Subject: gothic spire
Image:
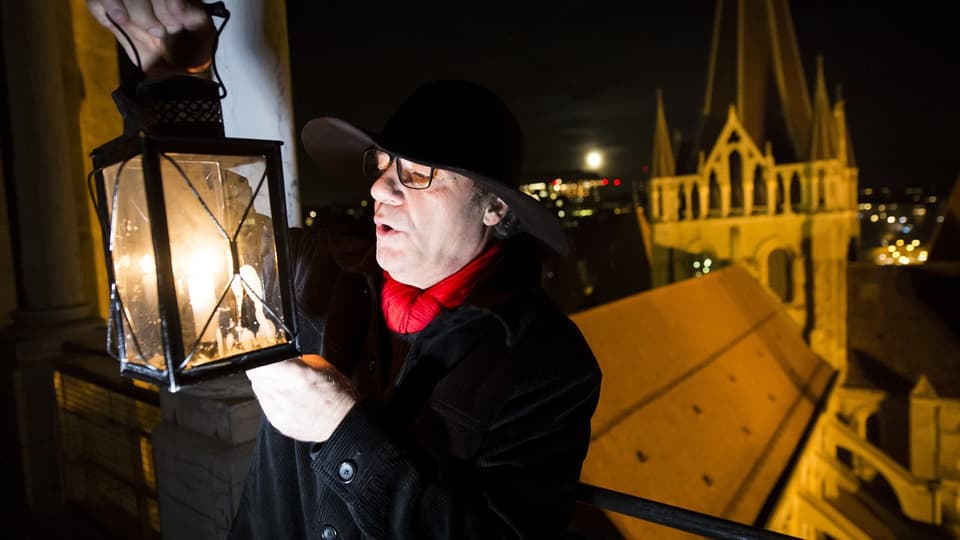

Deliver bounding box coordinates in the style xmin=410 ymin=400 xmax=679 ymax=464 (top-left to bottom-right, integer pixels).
xmin=651 ymin=88 xmax=676 ymax=178
xmin=696 ymin=0 xmax=813 ymax=165
xmin=810 ymin=56 xmax=838 ymax=161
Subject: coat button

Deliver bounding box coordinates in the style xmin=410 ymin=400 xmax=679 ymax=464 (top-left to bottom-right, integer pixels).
xmin=321 ymin=525 xmax=338 ymax=539
xmin=338 ymin=460 xmax=356 ymax=483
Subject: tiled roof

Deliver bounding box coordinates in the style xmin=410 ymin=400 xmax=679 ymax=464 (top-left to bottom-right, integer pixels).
xmin=573 ymin=266 xmax=834 ymax=538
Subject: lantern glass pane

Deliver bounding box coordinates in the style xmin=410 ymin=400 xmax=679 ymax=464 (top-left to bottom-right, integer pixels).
xmin=160 ymin=153 xmax=288 ymax=371
xmin=103 ymin=157 xmax=167 ymax=371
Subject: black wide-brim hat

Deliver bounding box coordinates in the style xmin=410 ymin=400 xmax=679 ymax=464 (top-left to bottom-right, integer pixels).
xmin=301 ymin=79 xmax=568 ymax=255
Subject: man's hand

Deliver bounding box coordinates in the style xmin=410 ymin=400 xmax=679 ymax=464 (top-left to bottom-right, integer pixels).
xmin=86 ymin=0 xmax=215 ymax=78
xmin=247 ymin=355 xmax=358 ymax=443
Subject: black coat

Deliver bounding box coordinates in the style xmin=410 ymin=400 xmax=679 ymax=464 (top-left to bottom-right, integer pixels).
xmin=229 ymin=229 xmax=601 ymax=539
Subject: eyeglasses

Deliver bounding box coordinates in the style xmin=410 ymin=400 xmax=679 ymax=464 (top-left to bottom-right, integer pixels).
xmin=362 ymin=147 xmax=438 ymax=190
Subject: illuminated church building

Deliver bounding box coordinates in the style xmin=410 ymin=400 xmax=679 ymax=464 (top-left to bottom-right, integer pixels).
xmin=631 ymin=1 xmax=960 ymax=538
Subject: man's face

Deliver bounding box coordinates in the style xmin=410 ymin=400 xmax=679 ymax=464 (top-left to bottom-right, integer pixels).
xmin=370 ymin=157 xmax=498 ymax=289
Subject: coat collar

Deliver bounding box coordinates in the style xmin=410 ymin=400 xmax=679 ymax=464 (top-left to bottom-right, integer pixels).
xmin=328 ymin=232 xmax=544 ymax=349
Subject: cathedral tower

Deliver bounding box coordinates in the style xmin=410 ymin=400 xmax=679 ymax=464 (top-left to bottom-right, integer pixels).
xmin=646 ymin=0 xmax=859 ymax=371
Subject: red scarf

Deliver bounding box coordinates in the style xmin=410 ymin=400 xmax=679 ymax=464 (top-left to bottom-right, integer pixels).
xmin=381 ymin=244 xmax=502 ymax=334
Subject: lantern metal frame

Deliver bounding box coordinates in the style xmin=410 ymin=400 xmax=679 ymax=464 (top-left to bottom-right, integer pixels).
xmin=90 ymin=133 xmax=300 ymax=391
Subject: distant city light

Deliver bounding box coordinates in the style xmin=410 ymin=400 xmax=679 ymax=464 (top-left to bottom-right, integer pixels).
xmin=896 ymin=239 xmax=904 ymax=246
xmin=929 ymin=196 xmax=937 ymax=203
xmin=613 ymin=178 xmax=622 ymax=186
xmin=693 ymin=261 xmax=701 ymax=269
xmin=911 ymin=239 xmax=920 ymax=246
xmin=601 ymin=178 xmax=609 ymax=186
xmin=309 ymin=210 xmax=317 ymax=218
xmin=892 ymin=251 xmax=900 ymax=258
xmin=879 ymin=253 xmax=887 ymax=261
xmin=360 ymin=200 xmax=368 ymax=207
xmin=870 ymin=215 xmax=879 ymax=223
xmin=898 ymin=216 xmax=907 ymax=224
xmin=887 ymin=216 xmax=896 ymax=224
xmin=556 ymin=199 xmax=564 ymax=208
xmin=558 ymin=210 xmax=566 ymax=218
xmin=585 ymin=150 xmax=603 ymax=170
xmin=937 ymin=216 xmax=945 ymax=223
xmin=919 ymin=251 xmax=928 ymax=262
xmin=878 ymin=204 xmax=886 ymax=211
xmin=703 ymin=267 xmax=711 ymax=274
xmin=906 ymin=245 xmax=915 ymax=252
xmin=704 ymin=258 xmax=713 ymax=267
xmin=898 ymin=256 xmax=910 ymax=265
xmin=888 ymin=246 xmax=896 ymax=252
xmin=864 ymin=188 xmax=874 ymax=195
xmin=863 ymin=203 xmax=872 ymax=210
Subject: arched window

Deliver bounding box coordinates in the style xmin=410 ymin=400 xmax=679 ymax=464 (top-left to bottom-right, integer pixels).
xmin=690 ymin=183 xmax=701 ymax=219
xmin=709 ymin=171 xmax=721 ymax=216
xmin=776 ymin=174 xmax=785 ymax=213
xmin=866 ymin=413 xmax=882 ymax=447
xmin=790 ymin=172 xmax=802 ymax=212
xmin=767 ymin=248 xmax=794 ymax=303
xmin=677 ymin=184 xmax=687 ymax=221
xmin=753 ymin=165 xmax=766 ymax=213
xmin=817 ymin=169 xmax=827 ymax=209
xmin=729 ymin=151 xmax=743 ymax=214
xmin=656 ymin=186 xmax=664 ymax=220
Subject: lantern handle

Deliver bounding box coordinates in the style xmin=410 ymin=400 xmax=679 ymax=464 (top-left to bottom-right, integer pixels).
xmin=205 ymin=2 xmax=231 ymax=99
xmin=104 ymin=12 xmax=143 ymax=73
xmin=104 ymin=3 xmax=231 ymax=99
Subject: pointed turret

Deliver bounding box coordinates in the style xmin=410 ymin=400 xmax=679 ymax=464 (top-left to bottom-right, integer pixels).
xmin=832 ymin=85 xmax=856 ymax=167
xmin=651 ymin=89 xmax=676 ymax=178
xmin=810 ymin=56 xmax=838 ymax=161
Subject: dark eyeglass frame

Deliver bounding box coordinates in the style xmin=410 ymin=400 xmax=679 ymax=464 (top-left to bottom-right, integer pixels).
xmin=362 ymin=146 xmax=438 ymax=190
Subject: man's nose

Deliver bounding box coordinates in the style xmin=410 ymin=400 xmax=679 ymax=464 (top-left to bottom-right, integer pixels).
xmin=370 ymin=169 xmax=403 ymax=205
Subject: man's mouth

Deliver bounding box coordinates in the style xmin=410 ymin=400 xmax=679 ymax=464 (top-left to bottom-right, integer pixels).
xmin=376 ymin=223 xmax=399 ymax=237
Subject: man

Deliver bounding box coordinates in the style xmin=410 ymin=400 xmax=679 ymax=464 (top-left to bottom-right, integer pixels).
xmin=88 ymin=2 xmax=601 ymax=538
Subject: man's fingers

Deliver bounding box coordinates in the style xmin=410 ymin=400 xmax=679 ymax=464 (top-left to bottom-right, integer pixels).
xmin=94 ymin=0 xmax=130 ymax=25
xmin=123 ymin=0 xmax=166 ymax=37
xmin=151 ymin=0 xmax=181 ymax=32
xmin=247 ymin=358 xmax=304 ymax=382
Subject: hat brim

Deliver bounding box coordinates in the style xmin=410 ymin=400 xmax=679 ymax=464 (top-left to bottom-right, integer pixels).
xmin=301 ymin=117 xmax=569 ymax=256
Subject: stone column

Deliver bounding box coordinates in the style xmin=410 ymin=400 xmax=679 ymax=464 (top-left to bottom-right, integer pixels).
xmin=783 ymin=174 xmax=793 ymax=214
xmin=766 ymin=180 xmax=777 ymax=215
xmin=721 ymin=184 xmax=731 ymax=218
xmin=683 ymin=182 xmax=693 ymax=221
xmin=153 ymin=375 xmax=262 ymax=539
xmin=809 ymin=171 xmax=819 ymax=213
xmin=650 ymin=181 xmax=661 ymax=222
xmin=699 ymin=187 xmax=709 ymax=220
xmin=1 ymin=0 xmax=100 ymax=516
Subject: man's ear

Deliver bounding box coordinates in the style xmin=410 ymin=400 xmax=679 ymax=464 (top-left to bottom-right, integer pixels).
xmin=482 ymin=197 xmax=509 ymax=226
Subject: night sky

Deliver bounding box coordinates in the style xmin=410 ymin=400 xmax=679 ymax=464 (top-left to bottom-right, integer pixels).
xmin=285 ymin=1 xmax=959 ymax=206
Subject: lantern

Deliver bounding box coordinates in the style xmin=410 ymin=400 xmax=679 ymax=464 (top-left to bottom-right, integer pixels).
xmin=89 ymin=68 xmax=299 ymax=392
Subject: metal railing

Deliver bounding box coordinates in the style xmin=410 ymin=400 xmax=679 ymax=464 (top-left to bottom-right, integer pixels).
xmin=576 ymin=483 xmax=799 ymax=539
